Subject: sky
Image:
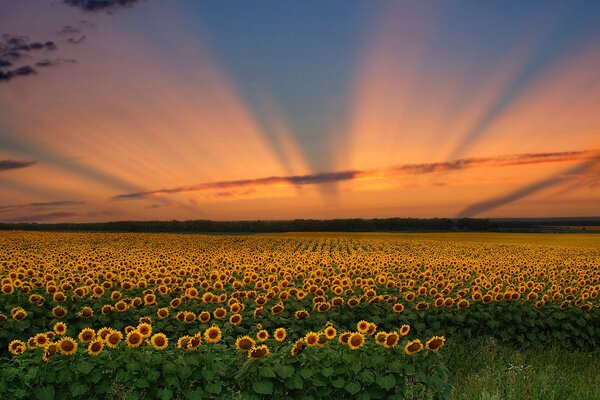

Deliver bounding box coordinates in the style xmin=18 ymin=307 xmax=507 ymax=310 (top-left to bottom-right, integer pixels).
xmin=1 ymin=0 xmax=599 ymax=222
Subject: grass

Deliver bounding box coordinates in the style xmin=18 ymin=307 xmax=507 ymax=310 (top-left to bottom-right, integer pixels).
xmin=444 ymin=337 xmax=600 ymax=400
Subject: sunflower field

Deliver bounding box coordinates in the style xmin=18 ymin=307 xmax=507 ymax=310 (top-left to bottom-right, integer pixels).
xmin=0 ymin=231 xmax=598 ymax=400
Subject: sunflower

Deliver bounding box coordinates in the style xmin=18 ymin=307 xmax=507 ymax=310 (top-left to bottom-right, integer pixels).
xmin=79 ymin=306 xmax=94 ymax=318
xmin=78 ymin=328 xmax=95 ymax=343
xmin=400 ymin=324 xmax=410 ymax=337
xmin=356 ymin=320 xmax=369 ymax=333
xmin=291 ymin=339 xmax=304 ymax=356
xmin=2 ymin=283 xmax=14 ymax=295
xmin=235 ymin=336 xmax=255 ymax=351
xmin=229 ymin=313 xmax=242 ymax=326
xmin=150 ymin=333 xmax=168 ymax=350
xmin=34 ymin=333 xmax=49 ymax=347
xmin=366 ymin=323 xmax=377 ymax=336
xmin=404 ymin=339 xmax=423 ymax=355
xmin=137 ymin=323 xmax=152 ymax=338
xmin=256 ymin=329 xmax=269 ymax=342
xmin=106 ymin=331 xmax=123 ymax=348
xmin=384 ymin=332 xmax=400 ymax=349
xmin=338 ymin=332 xmax=351 ymax=345
xmin=8 ymin=340 xmax=25 ymax=355
xmin=199 ymin=311 xmax=211 ymax=323
xmin=114 ymin=300 xmax=128 ymax=312
xmin=12 ymin=308 xmax=27 ymax=321
xmin=375 ymin=332 xmax=388 ymax=346
xmin=248 ymin=345 xmax=270 ymax=360
xmin=348 ymin=332 xmax=365 ymax=350
xmin=425 ymin=336 xmax=445 ymax=352
xmin=87 ymin=339 xmax=103 ymax=356
xmin=274 ymin=328 xmax=286 ymax=342
xmin=177 ymin=336 xmax=192 ymax=349
xmin=183 ymin=312 xmax=196 ymax=324
xmin=324 ymin=326 xmax=337 ymax=340
xmin=457 ymin=299 xmax=469 ymax=309
xmin=204 ymin=325 xmax=222 ymax=344
xmin=188 ymin=334 xmax=202 ymax=350
xmin=392 ymin=303 xmax=405 ymax=313
xmin=54 ymin=322 xmax=67 ymax=336
xmin=294 ymin=310 xmax=309 ymax=319
xmin=156 ymin=307 xmax=169 ymax=319
xmin=42 ymin=343 xmax=58 ymax=361
xmin=97 ymin=327 xmax=113 ymax=342
xmin=126 ymin=330 xmax=143 ymax=348
xmin=416 ymin=302 xmax=429 ymax=311
xmin=58 ymin=337 xmax=78 ymax=355
xmin=213 ymin=308 xmax=227 ymax=319
xmin=304 ymin=332 xmax=319 ymax=347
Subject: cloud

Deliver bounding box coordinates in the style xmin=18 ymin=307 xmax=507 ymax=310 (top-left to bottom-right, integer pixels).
xmin=0 ymin=200 xmax=86 ymax=213
xmin=0 ymin=34 xmax=60 ymax=82
xmin=114 ymin=149 xmax=598 ymax=200
xmin=2 ymin=211 xmax=80 ymax=223
xmin=0 ymin=159 xmax=37 ymax=171
xmin=63 ymin=0 xmax=145 ymax=12
xmin=458 ymin=154 xmax=600 ymax=217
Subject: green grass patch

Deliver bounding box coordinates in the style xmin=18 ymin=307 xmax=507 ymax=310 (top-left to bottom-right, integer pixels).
xmin=445 ymin=337 xmax=600 ymax=400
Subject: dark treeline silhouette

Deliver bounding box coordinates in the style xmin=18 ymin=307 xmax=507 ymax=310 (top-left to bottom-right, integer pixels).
xmin=0 ymin=217 xmax=598 ymax=233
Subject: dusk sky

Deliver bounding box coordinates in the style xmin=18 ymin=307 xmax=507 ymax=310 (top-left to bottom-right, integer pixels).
xmin=1 ymin=0 xmax=599 ymax=222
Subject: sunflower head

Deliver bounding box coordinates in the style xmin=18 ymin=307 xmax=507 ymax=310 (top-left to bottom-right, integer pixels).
xmin=324 ymin=326 xmax=337 ymax=340
xmin=88 ymin=339 xmax=103 ymax=356
xmin=290 ymin=339 xmax=304 ymax=357
xmin=425 ymin=336 xmax=445 ymax=352
xmin=137 ymin=323 xmax=152 ymax=338
xmin=274 ymin=328 xmax=286 ymax=342
xmin=204 ymin=325 xmax=222 ymax=344
xmin=304 ymin=332 xmax=319 ymax=347
xmin=78 ymin=328 xmax=95 ymax=343
xmin=384 ymin=332 xmax=400 ymax=349
xmin=59 ymin=337 xmax=78 ymax=355
xmin=256 ymin=329 xmax=269 ymax=342
xmin=348 ymin=332 xmax=365 ymax=350
xmin=235 ymin=336 xmax=255 ymax=351
xmin=248 ymin=344 xmax=270 ymax=360
xmin=150 ymin=333 xmax=168 ymax=350
xmin=53 ymin=322 xmax=67 ymax=336
xmin=8 ymin=340 xmax=25 ymax=355
xmin=404 ymin=339 xmax=423 ymax=355
xmin=400 ymin=324 xmax=410 ymax=337
xmin=126 ymin=330 xmax=143 ymax=348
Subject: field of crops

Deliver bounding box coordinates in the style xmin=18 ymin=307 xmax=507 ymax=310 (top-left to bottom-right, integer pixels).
xmin=1 ymin=231 xmax=599 ymax=400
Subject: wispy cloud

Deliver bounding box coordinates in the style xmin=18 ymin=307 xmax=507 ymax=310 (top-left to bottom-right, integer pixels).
xmin=458 ymin=153 xmax=600 ymax=217
xmin=0 ymin=200 xmax=85 ymax=213
xmin=63 ymin=0 xmax=145 ymax=12
xmin=114 ymin=149 xmax=598 ymax=200
xmin=0 ymin=159 xmax=37 ymax=171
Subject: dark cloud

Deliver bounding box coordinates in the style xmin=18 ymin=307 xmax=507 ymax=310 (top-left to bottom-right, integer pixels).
xmin=0 ymin=34 xmax=60 ymax=83
xmin=0 ymin=200 xmax=86 ymax=213
xmin=0 ymin=159 xmax=37 ymax=171
xmin=63 ymin=0 xmax=145 ymax=12
xmin=458 ymin=155 xmax=600 ymax=217
xmin=2 ymin=211 xmax=80 ymax=223
xmin=114 ymin=149 xmax=598 ymax=201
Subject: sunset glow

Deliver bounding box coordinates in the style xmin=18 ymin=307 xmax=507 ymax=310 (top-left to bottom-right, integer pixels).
xmin=1 ymin=1 xmax=599 ymax=222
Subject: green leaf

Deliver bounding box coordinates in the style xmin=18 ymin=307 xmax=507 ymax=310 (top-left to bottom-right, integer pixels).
xmin=299 ymin=368 xmax=313 ymax=379
xmin=201 ymin=369 xmax=215 ymax=381
xmin=259 ymin=366 xmax=277 ymax=378
xmin=359 ymin=370 xmax=375 ymax=384
xmin=345 ymin=382 xmax=361 ymax=395
xmin=276 ymin=365 xmax=295 ymax=379
xmin=70 ymin=383 xmax=88 ymax=397
xmin=206 ymin=381 xmax=222 ymax=395
xmin=184 ymin=389 xmax=204 ymax=400
xmin=76 ymin=362 xmax=95 ymax=375
xmin=253 ymin=380 xmax=273 ymax=395
xmin=135 ymin=379 xmax=150 ymax=388
xmin=321 ymin=367 xmax=334 ymax=377
xmin=332 ymin=377 xmax=345 ymax=388
xmin=33 ymin=386 xmax=55 ymax=400
xmin=376 ymin=374 xmax=396 ymax=390
xmin=157 ymin=388 xmax=173 ymax=400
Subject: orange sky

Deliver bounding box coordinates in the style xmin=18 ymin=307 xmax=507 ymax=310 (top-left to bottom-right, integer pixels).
xmin=0 ymin=1 xmax=599 ymax=222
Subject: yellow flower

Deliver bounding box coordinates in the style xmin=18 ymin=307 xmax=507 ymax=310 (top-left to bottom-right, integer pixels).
xmin=58 ymin=337 xmax=78 ymax=355
xmin=274 ymin=328 xmax=286 ymax=342
xmin=425 ymin=336 xmax=445 ymax=352
xmin=88 ymin=339 xmax=103 ymax=356
xmin=78 ymin=328 xmax=95 ymax=343
xmin=204 ymin=325 xmax=222 ymax=344
xmin=126 ymin=330 xmax=143 ymax=348
xmin=348 ymin=332 xmax=365 ymax=350
xmin=404 ymin=339 xmax=423 ymax=355
xmin=235 ymin=336 xmax=255 ymax=351
xmin=8 ymin=340 xmax=25 ymax=355
xmin=248 ymin=345 xmax=270 ymax=360
xmin=150 ymin=333 xmax=168 ymax=350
